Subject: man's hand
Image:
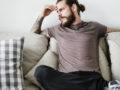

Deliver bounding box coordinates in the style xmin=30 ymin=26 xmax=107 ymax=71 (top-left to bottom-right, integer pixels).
xmin=41 ymin=5 xmax=56 ymax=18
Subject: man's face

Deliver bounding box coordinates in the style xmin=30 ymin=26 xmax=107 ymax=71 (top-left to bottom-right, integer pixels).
xmin=56 ymin=1 xmax=75 ymax=27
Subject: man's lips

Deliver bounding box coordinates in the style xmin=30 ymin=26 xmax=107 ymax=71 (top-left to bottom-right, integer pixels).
xmin=59 ymin=17 xmax=66 ymax=21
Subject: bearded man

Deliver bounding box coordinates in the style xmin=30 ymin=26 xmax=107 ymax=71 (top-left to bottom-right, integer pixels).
xmin=32 ymin=0 xmax=120 ymax=90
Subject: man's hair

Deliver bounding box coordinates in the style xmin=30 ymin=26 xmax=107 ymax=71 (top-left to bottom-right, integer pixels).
xmin=56 ymin=0 xmax=85 ymax=15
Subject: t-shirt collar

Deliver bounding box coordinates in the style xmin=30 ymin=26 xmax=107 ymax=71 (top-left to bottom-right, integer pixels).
xmin=68 ymin=21 xmax=86 ymax=30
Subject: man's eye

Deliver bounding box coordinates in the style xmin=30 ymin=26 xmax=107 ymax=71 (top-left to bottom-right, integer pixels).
xmin=60 ymin=9 xmax=62 ymax=11
xmin=60 ymin=8 xmax=63 ymax=11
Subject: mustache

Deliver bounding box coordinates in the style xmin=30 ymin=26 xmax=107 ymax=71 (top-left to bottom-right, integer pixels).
xmin=59 ymin=16 xmax=68 ymax=18
xmin=61 ymin=16 xmax=67 ymax=18
xmin=59 ymin=16 xmax=68 ymax=20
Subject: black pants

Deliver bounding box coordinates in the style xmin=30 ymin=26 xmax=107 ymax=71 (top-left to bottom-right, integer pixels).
xmin=34 ymin=65 xmax=108 ymax=90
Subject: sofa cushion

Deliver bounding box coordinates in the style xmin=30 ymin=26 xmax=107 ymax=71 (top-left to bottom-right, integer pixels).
xmin=107 ymin=32 xmax=120 ymax=80
xmin=99 ymin=37 xmax=111 ymax=81
xmin=0 ymin=37 xmax=24 ymax=90
xmin=22 ymin=33 xmax=48 ymax=76
xmin=24 ymin=79 xmax=40 ymax=90
xmin=25 ymin=50 xmax=58 ymax=87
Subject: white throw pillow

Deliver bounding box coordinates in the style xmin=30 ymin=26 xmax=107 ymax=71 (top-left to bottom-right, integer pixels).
xmin=0 ymin=37 xmax=24 ymax=90
xmin=107 ymin=32 xmax=120 ymax=80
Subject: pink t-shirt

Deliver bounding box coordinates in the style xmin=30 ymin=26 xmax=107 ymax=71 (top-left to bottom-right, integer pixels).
xmin=47 ymin=21 xmax=107 ymax=73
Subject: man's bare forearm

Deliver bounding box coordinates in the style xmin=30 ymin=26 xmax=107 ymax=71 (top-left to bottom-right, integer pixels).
xmin=31 ymin=16 xmax=44 ymax=34
xmin=31 ymin=5 xmax=56 ymax=35
xmin=107 ymin=28 xmax=120 ymax=33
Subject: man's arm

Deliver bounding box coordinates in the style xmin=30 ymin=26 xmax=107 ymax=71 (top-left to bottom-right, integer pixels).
xmin=31 ymin=16 xmax=44 ymax=34
xmin=31 ymin=16 xmax=50 ymax=39
xmin=31 ymin=5 xmax=56 ymax=38
xmin=107 ymin=28 xmax=120 ymax=33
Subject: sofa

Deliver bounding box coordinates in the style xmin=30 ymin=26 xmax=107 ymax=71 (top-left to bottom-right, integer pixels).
xmin=0 ymin=31 xmax=120 ymax=90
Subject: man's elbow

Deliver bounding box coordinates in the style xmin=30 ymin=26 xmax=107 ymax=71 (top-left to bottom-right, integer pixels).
xmin=45 ymin=34 xmax=51 ymax=39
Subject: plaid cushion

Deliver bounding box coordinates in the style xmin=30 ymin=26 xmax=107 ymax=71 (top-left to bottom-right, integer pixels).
xmin=0 ymin=37 xmax=24 ymax=90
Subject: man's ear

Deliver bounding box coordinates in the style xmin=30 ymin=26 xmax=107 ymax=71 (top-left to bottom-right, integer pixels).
xmin=71 ymin=4 xmax=77 ymax=12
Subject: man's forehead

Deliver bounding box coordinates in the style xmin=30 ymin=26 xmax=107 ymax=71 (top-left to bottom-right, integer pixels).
xmin=56 ymin=1 xmax=67 ymax=9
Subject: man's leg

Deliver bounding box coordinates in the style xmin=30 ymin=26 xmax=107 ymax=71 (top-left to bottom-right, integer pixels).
xmin=35 ymin=65 xmax=81 ymax=90
xmin=34 ymin=65 xmax=108 ymax=90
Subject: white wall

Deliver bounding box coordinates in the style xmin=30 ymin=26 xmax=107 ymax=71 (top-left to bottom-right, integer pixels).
xmin=0 ymin=0 xmax=120 ymax=33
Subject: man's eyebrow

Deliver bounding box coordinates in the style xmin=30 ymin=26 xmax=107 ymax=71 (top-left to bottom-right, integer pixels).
xmin=58 ymin=7 xmax=64 ymax=11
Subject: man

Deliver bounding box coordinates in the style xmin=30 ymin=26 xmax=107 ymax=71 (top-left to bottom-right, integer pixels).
xmin=32 ymin=0 xmax=120 ymax=90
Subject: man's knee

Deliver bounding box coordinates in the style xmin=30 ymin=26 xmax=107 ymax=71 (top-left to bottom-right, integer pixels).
xmin=34 ymin=65 xmax=53 ymax=82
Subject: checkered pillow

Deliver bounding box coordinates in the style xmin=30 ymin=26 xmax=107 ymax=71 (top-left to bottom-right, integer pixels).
xmin=0 ymin=37 xmax=24 ymax=90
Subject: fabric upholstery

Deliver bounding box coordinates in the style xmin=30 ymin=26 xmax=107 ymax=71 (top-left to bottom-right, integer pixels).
xmin=98 ymin=37 xmax=111 ymax=81
xmin=107 ymin=32 xmax=120 ymax=81
xmin=24 ymin=79 xmax=40 ymax=90
xmin=25 ymin=50 xmax=58 ymax=87
xmin=22 ymin=33 xmax=48 ymax=76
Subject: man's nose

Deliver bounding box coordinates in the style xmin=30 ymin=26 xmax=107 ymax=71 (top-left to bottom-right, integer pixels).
xmin=57 ymin=11 xmax=62 ymax=16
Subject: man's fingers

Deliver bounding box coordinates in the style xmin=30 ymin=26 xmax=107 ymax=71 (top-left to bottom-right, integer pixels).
xmin=45 ymin=5 xmax=56 ymax=11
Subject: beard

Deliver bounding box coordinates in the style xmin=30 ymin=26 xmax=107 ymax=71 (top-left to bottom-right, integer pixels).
xmin=61 ymin=10 xmax=75 ymax=27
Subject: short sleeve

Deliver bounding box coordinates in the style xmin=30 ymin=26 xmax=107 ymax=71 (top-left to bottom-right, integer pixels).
xmin=46 ymin=26 xmax=57 ymax=39
xmin=95 ymin=22 xmax=107 ymax=37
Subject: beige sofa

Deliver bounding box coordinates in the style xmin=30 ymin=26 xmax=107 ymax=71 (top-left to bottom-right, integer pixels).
xmin=0 ymin=31 xmax=120 ymax=90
